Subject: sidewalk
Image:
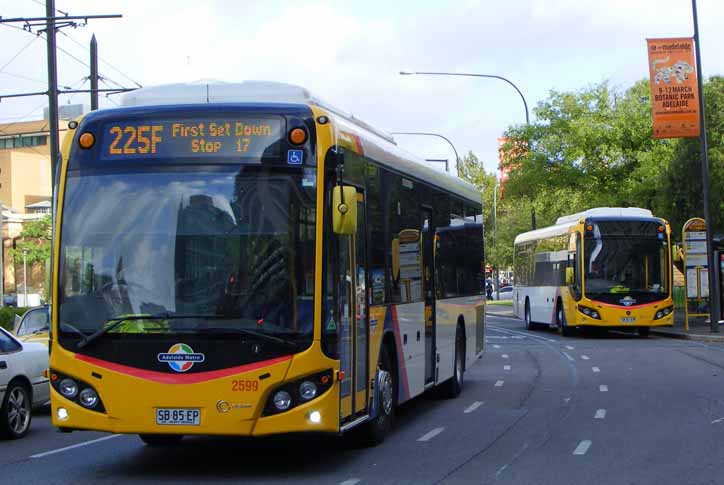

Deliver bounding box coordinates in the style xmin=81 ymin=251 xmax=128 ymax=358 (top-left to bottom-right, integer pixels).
xmin=485 ymin=303 xmax=724 ymax=343
xmin=649 ymin=312 xmax=724 ymax=343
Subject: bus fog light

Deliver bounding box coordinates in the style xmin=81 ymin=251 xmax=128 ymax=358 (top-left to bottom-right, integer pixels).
xmin=299 ymin=381 xmax=317 ymax=401
xmin=79 ymin=388 xmax=99 ymax=408
xmin=273 ymin=390 xmax=292 ymax=411
xmin=59 ymin=378 xmax=78 ymax=399
xmin=57 ymin=407 xmax=69 ymax=421
xmin=309 ymin=410 xmax=321 ymax=424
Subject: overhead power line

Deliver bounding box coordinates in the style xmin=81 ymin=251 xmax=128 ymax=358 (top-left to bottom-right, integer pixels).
xmin=0 ymin=34 xmax=39 ymax=73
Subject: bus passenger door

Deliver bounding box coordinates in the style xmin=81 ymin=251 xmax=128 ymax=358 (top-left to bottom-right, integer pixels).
xmin=421 ymin=208 xmax=435 ymax=384
xmin=338 ymin=190 xmax=369 ymax=421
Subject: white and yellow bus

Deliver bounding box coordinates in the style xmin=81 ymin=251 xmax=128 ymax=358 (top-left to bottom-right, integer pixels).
xmin=49 ymin=81 xmax=486 ymax=445
xmin=513 ymin=208 xmax=673 ymax=336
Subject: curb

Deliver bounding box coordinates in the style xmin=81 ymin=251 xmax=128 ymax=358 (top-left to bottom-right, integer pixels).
xmin=650 ymin=329 xmax=724 ymax=343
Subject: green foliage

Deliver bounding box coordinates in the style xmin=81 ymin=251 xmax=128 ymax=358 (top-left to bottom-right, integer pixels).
xmin=0 ymin=307 xmax=28 ymax=331
xmin=495 ymin=76 xmax=724 ymax=258
xmin=9 ymin=215 xmax=52 ymax=265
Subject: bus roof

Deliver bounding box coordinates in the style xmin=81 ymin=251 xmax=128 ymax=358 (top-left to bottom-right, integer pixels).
xmin=514 ymin=207 xmax=658 ymax=246
xmin=121 ymin=80 xmax=481 ymax=203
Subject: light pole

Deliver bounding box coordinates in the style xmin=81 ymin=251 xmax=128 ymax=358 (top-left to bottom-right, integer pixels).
xmin=390 ymin=132 xmax=461 ymax=176
xmin=22 ymin=250 xmax=27 ymax=308
xmin=399 ymin=70 xmax=530 ymax=125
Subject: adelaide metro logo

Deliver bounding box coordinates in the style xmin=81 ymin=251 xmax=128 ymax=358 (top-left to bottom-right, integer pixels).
xmin=157 ymin=343 xmax=205 ymax=372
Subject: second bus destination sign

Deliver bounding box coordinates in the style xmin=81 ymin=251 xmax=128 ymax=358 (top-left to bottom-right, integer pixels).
xmin=100 ymin=116 xmax=283 ymax=160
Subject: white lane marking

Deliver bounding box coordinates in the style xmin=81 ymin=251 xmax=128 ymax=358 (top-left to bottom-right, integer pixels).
xmin=565 ymin=345 xmax=575 ymax=350
xmin=504 ymin=365 xmax=511 ymax=371
xmin=502 ymin=354 xmax=509 ymax=359
xmin=573 ymin=440 xmax=592 ymax=455
xmin=564 ymin=397 xmax=571 ymax=403
xmin=464 ymin=401 xmax=484 ymax=413
xmin=31 ymin=434 xmax=122 ymax=459
xmin=595 ymin=409 xmax=607 ymax=419
xmin=581 ymin=355 xmax=590 ymax=360
xmin=711 ymin=417 xmax=724 ymax=424
xmin=488 ymin=324 xmax=557 ymax=343
xmin=417 ymin=427 xmax=445 ymax=442
xmin=599 ymin=385 xmax=608 ymax=392
xmin=495 ymin=380 xmax=504 ymax=387
xmin=562 ymin=351 xmax=575 ymax=362
xmin=493 ymin=344 xmax=501 ymax=349
xmin=592 ymin=366 xmax=601 ymax=373
xmin=340 ymin=479 xmax=361 ymax=485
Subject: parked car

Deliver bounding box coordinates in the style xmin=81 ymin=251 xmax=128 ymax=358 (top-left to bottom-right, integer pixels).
xmin=3 ymin=294 xmax=17 ymax=307
xmin=0 ymin=327 xmax=49 ymax=439
xmin=493 ymin=286 xmax=514 ymax=300
xmin=13 ymin=306 xmax=50 ymax=346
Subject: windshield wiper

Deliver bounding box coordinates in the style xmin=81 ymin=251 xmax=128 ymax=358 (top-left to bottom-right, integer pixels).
xmin=195 ymin=326 xmax=299 ymax=350
xmin=76 ymin=312 xmax=222 ymax=349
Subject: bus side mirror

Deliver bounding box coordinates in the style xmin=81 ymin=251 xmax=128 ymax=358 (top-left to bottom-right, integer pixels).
xmin=565 ymin=267 xmax=575 ymax=285
xmin=332 ymin=186 xmax=357 ymax=234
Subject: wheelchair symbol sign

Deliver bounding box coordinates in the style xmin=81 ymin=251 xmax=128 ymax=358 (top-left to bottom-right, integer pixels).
xmin=287 ymin=150 xmax=303 ymax=165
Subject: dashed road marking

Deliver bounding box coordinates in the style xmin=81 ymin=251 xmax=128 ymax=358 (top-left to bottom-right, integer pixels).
xmin=599 ymin=385 xmax=608 ymax=392
xmin=502 ymin=354 xmax=509 ymax=359
xmin=595 ymin=409 xmax=606 ymax=419
xmin=581 ymin=355 xmax=590 ymax=360
xmin=464 ymin=401 xmax=484 ymax=413
xmin=417 ymin=427 xmax=445 ymax=442
xmin=493 ymin=344 xmax=501 ymax=349
xmin=495 ymin=380 xmax=504 ymax=387
xmin=565 ymin=345 xmax=575 ymax=350
xmin=504 ymin=365 xmax=511 ymax=371
xmin=340 ymin=479 xmax=361 ymax=485
xmin=573 ymin=440 xmax=592 ymax=455
xmin=562 ymin=351 xmax=575 ymax=362
xmin=592 ymin=366 xmax=600 ymax=373
xmin=712 ymin=417 xmax=724 ymax=425
xmin=31 ymin=434 xmax=122 ymax=459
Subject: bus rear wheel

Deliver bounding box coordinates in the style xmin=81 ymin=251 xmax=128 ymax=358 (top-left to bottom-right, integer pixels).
xmin=139 ymin=434 xmax=184 ymax=446
xmin=440 ymin=325 xmax=465 ymax=399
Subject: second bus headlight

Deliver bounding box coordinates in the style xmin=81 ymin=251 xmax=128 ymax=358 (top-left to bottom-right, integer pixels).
xmin=299 ymin=381 xmax=317 ymax=401
xmin=79 ymin=388 xmax=99 ymax=408
xmin=273 ymin=390 xmax=292 ymax=411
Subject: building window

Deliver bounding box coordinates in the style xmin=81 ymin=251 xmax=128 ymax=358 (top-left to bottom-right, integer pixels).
xmin=0 ymin=135 xmax=48 ymax=149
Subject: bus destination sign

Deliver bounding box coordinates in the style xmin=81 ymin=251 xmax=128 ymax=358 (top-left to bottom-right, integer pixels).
xmin=100 ymin=116 xmax=283 ymax=160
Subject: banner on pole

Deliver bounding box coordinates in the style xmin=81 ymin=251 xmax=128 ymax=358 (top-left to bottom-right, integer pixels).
xmin=646 ymin=37 xmax=700 ymax=139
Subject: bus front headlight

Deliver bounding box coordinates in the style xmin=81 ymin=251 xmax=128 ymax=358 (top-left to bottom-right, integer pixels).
xmin=273 ymin=390 xmax=292 ymax=411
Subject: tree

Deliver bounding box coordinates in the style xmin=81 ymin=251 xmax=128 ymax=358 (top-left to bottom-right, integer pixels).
xmin=9 ymin=215 xmax=52 ymax=265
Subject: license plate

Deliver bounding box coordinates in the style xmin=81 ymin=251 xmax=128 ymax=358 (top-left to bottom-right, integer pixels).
xmin=156 ymin=408 xmax=200 ymax=426
xmin=620 ymin=317 xmax=636 ymax=324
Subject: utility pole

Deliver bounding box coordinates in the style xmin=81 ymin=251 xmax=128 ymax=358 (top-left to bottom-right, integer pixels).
xmin=45 ymin=0 xmax=60 ymax=185
xmin=90 ymin=34 xmax=99 ymax=110
xmin=692 ymin=0 xmax=721 ymax=330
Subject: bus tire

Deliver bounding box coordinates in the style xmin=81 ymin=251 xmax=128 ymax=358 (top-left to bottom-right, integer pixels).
xmin=557 ymin=300 xmax=574 ymax=336
xmin=524 ymin=299 xmax=536 ymax=331
xmin=361 ymin=344 xmax=396 ymax=446
xmin=138 ymin=434 xmax=184 ymax=446
xmin=638 ymin=327 xmax=650 ymax=337
xmin=440 ymin=324 xmax=465 ymax=399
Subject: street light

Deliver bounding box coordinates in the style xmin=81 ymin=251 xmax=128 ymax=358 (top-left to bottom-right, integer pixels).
xmin=389 ymin=131 xmax=460 ymax=176
xmin=401 ymin=69 xmax=532 ymax=296
xmin=399 ymin=70 xmax=530 ymax=125
xmin=22 ymin=250 xmax=27 ymax=308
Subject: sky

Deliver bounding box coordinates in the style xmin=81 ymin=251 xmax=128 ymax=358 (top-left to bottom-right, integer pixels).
xmin=1 ymin=0 xmax=723 ymax=174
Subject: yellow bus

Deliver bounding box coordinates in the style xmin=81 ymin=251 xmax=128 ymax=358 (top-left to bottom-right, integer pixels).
xmin=49 ymin=81 xmax=486 ymax=445
xmin=513 ymin=208 xmax=674 ymax=337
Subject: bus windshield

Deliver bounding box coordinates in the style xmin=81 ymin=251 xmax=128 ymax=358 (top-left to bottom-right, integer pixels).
xmin=58 ymin=165 xmax=316 ymax=346
xmin=583 ymin=221 xmax=669 ymax=304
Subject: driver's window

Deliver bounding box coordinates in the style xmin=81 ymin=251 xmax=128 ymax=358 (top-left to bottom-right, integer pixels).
xmin=18 ymin=309 xmax=50 ymax=336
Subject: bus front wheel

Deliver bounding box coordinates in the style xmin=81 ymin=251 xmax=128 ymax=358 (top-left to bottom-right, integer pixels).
xmin=557 ymin=301 xmax=574 ymax=337
xmin=361 ymin=345 xmax=396 ymax=446
xmin=525 ymin=300 xmax=536 ymax=331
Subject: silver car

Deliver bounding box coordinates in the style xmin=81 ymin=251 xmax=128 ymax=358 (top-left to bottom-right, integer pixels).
xmin=0 ymin=327 xmax=49 ymax=439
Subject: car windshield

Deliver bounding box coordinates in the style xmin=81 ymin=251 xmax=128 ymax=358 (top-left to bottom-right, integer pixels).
xmin=58 ymin=165 xmax=316 ymax=343
xmin=584 ymin=221 xmax=669 ymax=304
